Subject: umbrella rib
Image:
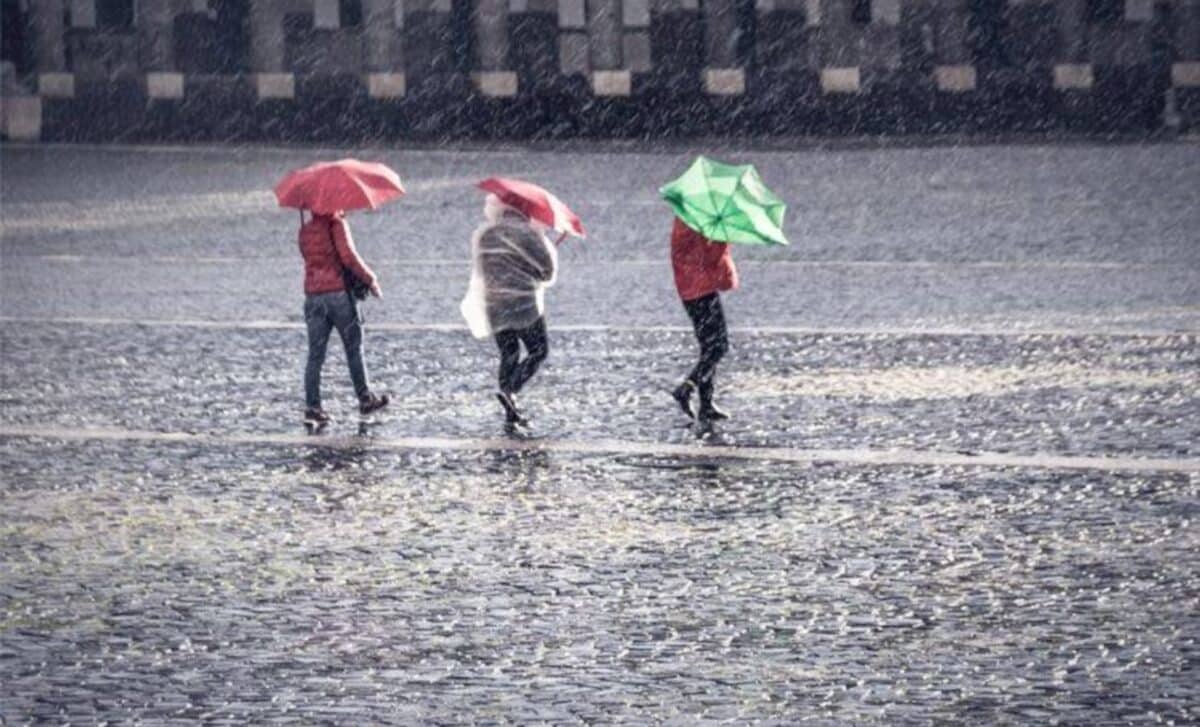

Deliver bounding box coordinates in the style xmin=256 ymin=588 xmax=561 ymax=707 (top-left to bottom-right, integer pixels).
xmin=705 ymin=184 xmax=724 ymax=226
xmin=715 ymin=169 xmax=750 ymax=221
xmin=690 ymin=161 xmax=722 ymax=224
xmin=348 ymin=171 xmax=375 ymax=209
xmin=663 ymin=160 xmax=787 ymax=245
xmin=717 ymin=219 xmax=734 ymax=243
xmin=679 ymin=196 xmax=711 ymax=216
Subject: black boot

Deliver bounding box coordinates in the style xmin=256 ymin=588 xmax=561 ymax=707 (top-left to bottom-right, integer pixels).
xmin=304 ymin=407 xmax=331 ymax=427
xmin=696 ymin=381 xmax=729 ymax=422
xmin=359 ymin=392 xmax=390 ymax=415
xmin=672 ymin=380 xmax=696 ymax=419
xmin=496 ymin=391 xmax=526 ymax=425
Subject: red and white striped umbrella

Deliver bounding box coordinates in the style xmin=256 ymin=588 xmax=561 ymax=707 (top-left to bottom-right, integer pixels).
xmin=478 ymin=177 xmax=586 ymax=239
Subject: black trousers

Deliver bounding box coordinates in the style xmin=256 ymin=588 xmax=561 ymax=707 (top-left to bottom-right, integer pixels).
xmin=682 ymin=292 xmax=729 ymax=405
xmin=495 ymin=317 xmax=549 ymax=395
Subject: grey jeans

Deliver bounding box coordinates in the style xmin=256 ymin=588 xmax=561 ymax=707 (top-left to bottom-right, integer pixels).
xmin=304 ymin=291 xmax=369 ymax=408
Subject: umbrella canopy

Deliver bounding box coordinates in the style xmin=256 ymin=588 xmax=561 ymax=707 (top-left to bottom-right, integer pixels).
xmin=659 ymin=156 xmax=788 ymax=246
xmin=275 ymin=159 xmax=405 ymax=214
xmin=478 ymin=177 xmax=586 ymax=239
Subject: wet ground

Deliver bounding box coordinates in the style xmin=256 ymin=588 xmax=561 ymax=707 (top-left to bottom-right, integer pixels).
xmin=2 ymin=141 xmax=1198 ymax=331
xmin=1 ymin=141 xmax=1199 ymax=722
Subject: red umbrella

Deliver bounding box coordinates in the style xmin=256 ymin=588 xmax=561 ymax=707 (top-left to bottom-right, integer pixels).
xmin=478 ymin=177 xmax=586 ymax=239
xmin=274 ymin=159 xmax=405 ymax=214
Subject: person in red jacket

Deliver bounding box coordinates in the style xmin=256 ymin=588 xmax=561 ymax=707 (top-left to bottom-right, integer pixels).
xmin=670 ymin=216 xmax=737 ymax=422
xmin=298 ymin=210 xmax=389 ymax=427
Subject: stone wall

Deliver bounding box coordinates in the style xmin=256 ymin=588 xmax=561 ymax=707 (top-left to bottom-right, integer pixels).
xmin=2 ymin=0 xmax=1197 ymax=141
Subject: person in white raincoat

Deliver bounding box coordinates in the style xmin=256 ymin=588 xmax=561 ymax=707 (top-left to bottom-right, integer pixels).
xmin=461 ymin=194 xmax=559 ymax=424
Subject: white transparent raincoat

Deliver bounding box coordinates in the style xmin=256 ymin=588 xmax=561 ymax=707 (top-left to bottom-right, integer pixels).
xmin=461 ymin=197 xmax=559 ymax=339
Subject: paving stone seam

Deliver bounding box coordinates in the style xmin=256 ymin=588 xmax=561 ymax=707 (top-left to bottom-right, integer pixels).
xmin=2 ymin=425 xmax=1197 ymax=474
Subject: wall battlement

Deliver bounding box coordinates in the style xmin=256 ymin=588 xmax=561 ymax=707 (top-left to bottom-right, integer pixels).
xmin=1 ymin=0 xmax=1197 ymax=141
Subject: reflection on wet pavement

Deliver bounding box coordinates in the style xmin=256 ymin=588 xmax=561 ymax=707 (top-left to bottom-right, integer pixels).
xmin=2 ymin=323 xmax=1195 ymax=457
xmin=2 ymin=143 xmax=1198 ymax=721
xmin=1 ymin=438 xmax=1196 ymax=722
xmin=2 ymin=144 xmax=1198 ymax=333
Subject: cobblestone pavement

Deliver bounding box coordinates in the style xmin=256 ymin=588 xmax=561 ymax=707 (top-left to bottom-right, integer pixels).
xmin=2 ymin=437 xmax=1197 ymax=723
xmin=1 ymin=323 xmax=1197 ymax=458
xmin=2 ymin=142 xmax=1199 ymax=722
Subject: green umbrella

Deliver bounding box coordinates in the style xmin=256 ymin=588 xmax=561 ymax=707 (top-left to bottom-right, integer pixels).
xmin=659 ymin=156 xmax=788 ymax=246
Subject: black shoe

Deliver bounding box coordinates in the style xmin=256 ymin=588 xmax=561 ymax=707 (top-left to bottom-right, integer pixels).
xmin=672 ymin=381 xmax=696 ymax=419
xmin=698 ymin=403 xmax=730 ymax=422
xmin=304 ymin=407 xmax=331 ymax=427
xmin=359 ymin=393 xmax=390 ymax=415
xmin=496 ymin=391 xmax=526 ymax=424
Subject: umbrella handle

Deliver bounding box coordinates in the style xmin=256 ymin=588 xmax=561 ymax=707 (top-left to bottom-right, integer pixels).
xmin=555 ymin=232 xmax=568 ymax=246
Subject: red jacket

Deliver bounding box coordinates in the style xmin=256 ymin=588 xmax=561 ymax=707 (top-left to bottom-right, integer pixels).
xmin=298 ymin=213 xmax=377 ymax=295
xmin=670 ymin=217 xmax=738 ymax=302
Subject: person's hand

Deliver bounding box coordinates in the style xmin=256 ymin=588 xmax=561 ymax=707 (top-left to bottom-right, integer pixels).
xmin=370 ymin=281 xmax=383 ymax=299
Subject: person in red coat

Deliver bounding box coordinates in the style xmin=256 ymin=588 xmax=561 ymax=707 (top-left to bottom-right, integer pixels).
xmin=670 ymin=216 xmax=737 ymax=421
xmin=298 ymin=210 xmax=389 ymax=427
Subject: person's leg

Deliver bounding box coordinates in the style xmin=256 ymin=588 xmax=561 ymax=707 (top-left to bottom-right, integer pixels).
xmin=682 ymin=296 xmax=706 ymax=386
xmin=684 ymin=293 xmax=728 ymax=384
xmin=493 ymin=328 xmax=525 ymax=423
xmin=697 ymin=379 xmax=719 ymax=411
xmin=330 ymin=294 xmax=370 ymax=400
xmin=495 ymin=329 xmax=521 ymax=394
xmin=685 ymin=293 xmax=729 ymax=417
xmin=304 ymin=296 xmax=334 ymax=410
xmin=674 ymin=294 xmax=711 ymax=418
xmin=510 ymin=318 xmax=549 ymax=394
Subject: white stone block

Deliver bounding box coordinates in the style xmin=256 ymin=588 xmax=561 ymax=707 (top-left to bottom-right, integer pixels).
xmin=395 ymin=0 xmax=406 ymax=25
xmin=509 ymin=0 xmax=528 ymax=11
xmin=1053 ymin=64 xmax=1093 ymax=90
xmin=623 ymin=0 xmax=650 ymax=27
xmin=873 ymin=0 xmax=900 ymax=25
xmin=934 ymin=65 xmax=976 ymax=92
xmin=473 ymin=71 xmax=518 ymax=96
xmin=755 ymin=0 xmax=774 ymax=12
xmin=315 ymin=0 xmax=341 ymax=28
xmin=256 ymin=73 xmax=295 ymax=100
xmin=1172 ymin=62 xmax=1200 ymax=87
xmin=806 ymin=0 xmax=821 ymax=26
xmin=70 ymin=0 xmax=96 ymax=28
xmin=592 ymin=70 xmax=632 ymax=96
xmin=704 ymin=68 xmax=745 ymax=95
xmin=38 ymin=72 xmax=75 ymax=98
xmin=821 ymin=67 xmax=860 ymax=93
xmin=559 ymin=0 xmax=586 ymax=28
xmin=1124 ymin=0 xmax=1153 ymax=22
xmin=680 ymin=0 xmax=699 ymax=9
xmin=146 ymin=72 xmax=185 ymax=99
xmin=368 ymin=72 xmax=407 ymax=97
xmin=2 ymin=96 xmax=42 ymax=141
